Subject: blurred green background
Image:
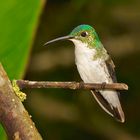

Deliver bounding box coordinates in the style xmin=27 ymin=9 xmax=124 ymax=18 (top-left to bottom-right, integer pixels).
xmin=0 ymin=0 xmax=140 ymax=139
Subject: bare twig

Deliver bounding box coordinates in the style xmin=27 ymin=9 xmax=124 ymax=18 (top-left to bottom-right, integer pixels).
xmin=16 ymin=80 xmax=128 ymax=91
xmin=0 ymin=64 xmax=42 ymax=140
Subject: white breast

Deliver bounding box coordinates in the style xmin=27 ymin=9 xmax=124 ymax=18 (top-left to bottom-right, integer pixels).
xmin=71 ymin=39 xmax=121 ymax=108
xmin=72 ymin=39 xmax=112 ymax=83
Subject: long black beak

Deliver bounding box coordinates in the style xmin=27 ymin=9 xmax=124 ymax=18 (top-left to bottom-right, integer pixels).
xmin=43 ymin=35 xmax=74 ymax=46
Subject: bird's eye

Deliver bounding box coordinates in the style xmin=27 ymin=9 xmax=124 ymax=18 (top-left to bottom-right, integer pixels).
xmin=80 ymin=31 xmax=88 ymax=37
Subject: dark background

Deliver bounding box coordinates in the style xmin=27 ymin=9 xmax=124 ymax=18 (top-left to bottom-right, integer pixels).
xmin=25 ymin=0 xmax=140 ymax=139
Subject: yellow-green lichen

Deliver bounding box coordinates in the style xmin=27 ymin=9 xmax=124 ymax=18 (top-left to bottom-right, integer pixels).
xmin=12 ymin=80 xmax=26 ymax=102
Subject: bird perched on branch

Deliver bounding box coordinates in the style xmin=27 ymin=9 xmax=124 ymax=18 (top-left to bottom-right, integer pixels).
xmin=44 ymin=24 xmax=125 ymax=122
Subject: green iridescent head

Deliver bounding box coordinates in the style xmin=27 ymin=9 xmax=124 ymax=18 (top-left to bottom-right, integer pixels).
xmin=69 ymin=25 xmax=100 ymax=45
xmin=44 ymin=24 xmax=101 ymax=48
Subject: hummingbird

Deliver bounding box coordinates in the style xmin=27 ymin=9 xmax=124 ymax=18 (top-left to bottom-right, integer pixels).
xmin=44 ymin=24 xmax=125 ymax=122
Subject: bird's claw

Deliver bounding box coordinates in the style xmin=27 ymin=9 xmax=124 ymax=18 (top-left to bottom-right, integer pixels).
xmin=101 ymin=82 xmax=106 ymax=89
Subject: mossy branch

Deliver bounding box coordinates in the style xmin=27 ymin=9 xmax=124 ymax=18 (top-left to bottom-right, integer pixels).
xmin=0 ymin=64 xmax=42 ymax=140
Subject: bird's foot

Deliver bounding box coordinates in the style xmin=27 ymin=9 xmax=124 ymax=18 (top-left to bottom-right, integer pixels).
xmin=79 ymin=81 xmax=84 ymax=89
xmin=101 ymin=82 xmax=106 ymax=89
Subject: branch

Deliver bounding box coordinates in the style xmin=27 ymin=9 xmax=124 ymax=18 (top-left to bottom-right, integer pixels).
xmin=0 ymin=64 xmax=42 ymax=140
xmin=16 ymin=80 xmax=128 ymax=91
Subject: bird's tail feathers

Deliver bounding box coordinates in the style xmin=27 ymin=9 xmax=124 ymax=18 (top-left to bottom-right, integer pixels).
xmin=91 ymin=90 xmax=125 ymax=123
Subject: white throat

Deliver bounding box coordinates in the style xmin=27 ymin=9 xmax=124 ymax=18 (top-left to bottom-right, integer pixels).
xmin=71 ymin=39 xmax=96 ymax=63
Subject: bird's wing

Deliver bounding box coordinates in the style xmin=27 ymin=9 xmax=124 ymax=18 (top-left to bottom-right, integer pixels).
xmin=91 ymin=56 xmax=125 ymax=122
xmin=105 ymin=56 xmax=117 ymax=82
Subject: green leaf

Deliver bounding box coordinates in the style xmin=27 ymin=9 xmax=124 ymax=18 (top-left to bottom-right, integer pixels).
xmin=0 ymin=125 xmax=7 ymax=140
xmin=0 ymin=0 xmax=45 ymax=139
xmin=0 ymin=0 xmax=45 ymax=79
